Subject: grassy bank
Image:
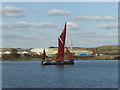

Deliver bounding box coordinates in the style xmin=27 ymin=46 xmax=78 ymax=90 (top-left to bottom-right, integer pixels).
xmin=88 ymin=45 xmax=119 ymax=55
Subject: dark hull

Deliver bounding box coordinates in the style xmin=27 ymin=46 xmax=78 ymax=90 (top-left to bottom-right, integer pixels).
xmin=41 ymin=61 xmax=74 ymax=65
xmin=115 ymin=56 xmax=120 ymax=60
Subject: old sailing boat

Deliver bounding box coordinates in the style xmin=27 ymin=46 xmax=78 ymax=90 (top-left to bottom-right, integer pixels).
xmin=41 ymin=23 xmax=74 ymax=65
xmin=41 ymin=49 xmax=47 ymax=65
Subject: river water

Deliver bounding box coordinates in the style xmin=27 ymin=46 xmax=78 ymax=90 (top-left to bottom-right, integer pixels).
xmin=2 ymin=60 xmax=118 ymax=88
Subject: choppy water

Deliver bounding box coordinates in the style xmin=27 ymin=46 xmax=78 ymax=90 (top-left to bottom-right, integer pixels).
xmin=2 ymin=60 xmax=118 ymax=88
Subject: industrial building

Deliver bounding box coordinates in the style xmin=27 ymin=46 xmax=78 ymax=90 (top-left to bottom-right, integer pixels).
xmin=31 ymin=48 xmax=93 ymax=56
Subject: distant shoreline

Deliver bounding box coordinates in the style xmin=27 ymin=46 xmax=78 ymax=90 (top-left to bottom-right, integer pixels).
xmin=1 ymin=57 xmax=118 ymax=61
xmin=2 ymin=59 xmax=117 ymax=62
xmin=1 ymin=54 xmax=119 ymax=61
xmin=1 ymin=45 xmax=119 ymax=61
xmin=1 ymin=60 xmax=118 ymax=61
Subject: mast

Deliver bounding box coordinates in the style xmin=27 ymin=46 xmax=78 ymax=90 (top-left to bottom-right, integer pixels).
xmin=55 ymin=23 xmax=66 ymax=62
xmin=42 ymin=49 xmax=46 ymax=60
xmin=68 ymin=34 xmax=73 ymax=49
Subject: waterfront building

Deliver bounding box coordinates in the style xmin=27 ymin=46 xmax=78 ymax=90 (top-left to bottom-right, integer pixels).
xmin=31 ymin=48 xmax=93 ymax=56
xmin=3 ymin=51 xmax=11 ymax=54
xmin=21 ymin=51 xmax=29 ymax=54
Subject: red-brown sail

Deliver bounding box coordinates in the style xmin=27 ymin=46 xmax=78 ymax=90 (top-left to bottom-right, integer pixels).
xmin=55 ymin=23 xmax=66 ymax=62
xmin=55 ymin=38 xmax=64 ymax=61
xmin=66 ymin=47 xmax=73 ymax=60
xmin=42 ymin=49 xmax=46 ymax=60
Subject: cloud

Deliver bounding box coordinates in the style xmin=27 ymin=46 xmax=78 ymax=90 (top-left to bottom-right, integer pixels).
xmin=32 ymin=22 xmax=58 ymax=28
xmin=0 ymin=22 xmax=8 ymax=28
xmin=2 ymin=33 xmax=50 ymax=48
xmin=3 ymin=34 xmax=22 ymax=40
xmin=3 ymin=33 xmax=45 ymax=41
xmin=56 ymin=22 xmax=82 ymax=30
xmin=70 ymin=16 xmax=116 ymax=21
xmin=96 ymin=23 xmax=118 ymax=29
xmin=1 ymin=6 xmax=26 ymax=18
xmin=1 ymin=21 xmax=82 ymax=31
xmin=71 ymin=31 xmax=118 ymax=47
xmin=48 ymin=9 xmax=71 ymax=16
xmin=1 ymin=21 xmax=58 ymax=30
xmin=67 ymin=22 xmax=81 ymax=30
xmin=72 ymin=32 xmax=117 ymax=39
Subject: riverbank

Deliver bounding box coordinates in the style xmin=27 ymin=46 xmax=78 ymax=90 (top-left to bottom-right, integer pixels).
xmin=1 ymin=45 xmax=119 ymax=61
xmin=1 ymin=55 xmax=118 ymax=61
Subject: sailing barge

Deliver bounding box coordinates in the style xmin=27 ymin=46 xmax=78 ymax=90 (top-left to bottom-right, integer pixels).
xmin=41 ymin=23 xmax=74 ymax=65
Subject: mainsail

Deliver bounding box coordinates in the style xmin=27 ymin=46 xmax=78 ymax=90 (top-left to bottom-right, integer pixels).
xmin=42 ymin=49 xmax=46 ymax=60
xmin=55 ymin=23 xmax=66 ymax=62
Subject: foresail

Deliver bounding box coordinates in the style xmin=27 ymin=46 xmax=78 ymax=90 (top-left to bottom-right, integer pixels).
xmin=66 ymin=47 xmax=73 ymax=60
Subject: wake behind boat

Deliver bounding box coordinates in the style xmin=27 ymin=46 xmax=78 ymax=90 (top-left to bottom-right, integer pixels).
xmin=41 ymin=23 xmax=74 ymax=65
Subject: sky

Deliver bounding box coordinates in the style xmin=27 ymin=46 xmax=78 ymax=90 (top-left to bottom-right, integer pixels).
xmin=1 ymin=2 xmax=118 ymax=48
